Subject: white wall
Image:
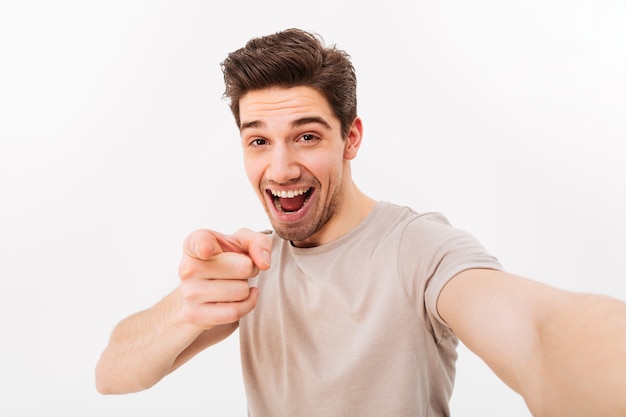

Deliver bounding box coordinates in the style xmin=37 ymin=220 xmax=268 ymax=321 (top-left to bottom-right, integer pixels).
xmin=1 ymin=1 xmax=624 ymax=415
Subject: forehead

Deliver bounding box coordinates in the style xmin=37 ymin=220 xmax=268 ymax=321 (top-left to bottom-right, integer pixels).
xmin=239 ymin=86 xmax=335 ymax=127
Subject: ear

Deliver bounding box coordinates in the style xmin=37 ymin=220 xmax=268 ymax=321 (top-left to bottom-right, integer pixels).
xmin=343 ymin=117 xmax=363 ymax=160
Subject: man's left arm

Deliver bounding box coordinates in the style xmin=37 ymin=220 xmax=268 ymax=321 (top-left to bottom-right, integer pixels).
xmin=438 ymin=268 xmax=626 ymax=417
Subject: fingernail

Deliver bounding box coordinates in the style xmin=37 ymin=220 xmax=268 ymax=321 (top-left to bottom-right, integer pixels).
xmin=261 ymin=250 xmax=271 ymax=267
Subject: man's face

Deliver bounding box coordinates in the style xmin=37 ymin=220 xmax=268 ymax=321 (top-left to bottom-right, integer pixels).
xmin=239 ymin=86 xmax=357 ymax=246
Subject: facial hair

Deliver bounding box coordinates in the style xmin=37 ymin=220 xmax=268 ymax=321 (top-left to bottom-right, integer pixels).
xmin=264 ymin=174 xmax=344 ymax=244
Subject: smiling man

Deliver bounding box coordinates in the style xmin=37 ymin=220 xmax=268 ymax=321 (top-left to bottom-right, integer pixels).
xmin=96 ymin=29 xmax=626 ymax=416
xmin=239 ymin=86 xmax=374 ymax=246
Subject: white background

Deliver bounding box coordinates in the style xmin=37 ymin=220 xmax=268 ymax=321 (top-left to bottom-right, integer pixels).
xmin=1 ymin=1 xmax=625 ymax=416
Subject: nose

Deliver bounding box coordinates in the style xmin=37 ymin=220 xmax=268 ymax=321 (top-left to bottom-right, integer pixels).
xmin=266 ymin=144 xmax=301 ymax=184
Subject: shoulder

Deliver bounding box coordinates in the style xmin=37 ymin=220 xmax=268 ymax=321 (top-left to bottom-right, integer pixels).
xmin=372 ymin=201 xmax=452 ymax=238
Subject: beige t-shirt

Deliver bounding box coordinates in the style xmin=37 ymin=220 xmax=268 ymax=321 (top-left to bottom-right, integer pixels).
xmin=240 ymin=201 xmax=502 ymax=416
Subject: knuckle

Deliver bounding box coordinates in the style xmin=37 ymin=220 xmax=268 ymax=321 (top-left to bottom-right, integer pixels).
xmin=178 ymin=261 xmax=195 ymax=280
xmin=234 ymin=256 xmax=256 ymax=278
xmin=179 ymin=283 xmax=199 ymax=305
xmin=182 ymin=303 xmax=239 ymax=327
xmin=231 ymin=281 xmax=251 ymax=301
xmin=180 ymin=303 xmax=200 ymax=324
xmin=219 ymin=306 xmax=243 ymax=324
xmin=235 ymin=227 xmax=251 ymax=236
xmin=182 ymin=303 xmax=218 ymax=328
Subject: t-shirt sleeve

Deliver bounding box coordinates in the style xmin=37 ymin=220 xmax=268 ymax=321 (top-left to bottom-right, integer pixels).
xmin=397 ymin=212 xmax=502 ymax=341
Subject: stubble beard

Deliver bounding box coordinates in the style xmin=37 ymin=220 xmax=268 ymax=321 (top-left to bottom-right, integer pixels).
xmin=267 ymin=180 xmax=344 ymax=244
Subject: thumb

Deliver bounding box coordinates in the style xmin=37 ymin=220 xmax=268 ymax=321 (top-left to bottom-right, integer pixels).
xmin=223 ymin=228 xmax=272 ymax=270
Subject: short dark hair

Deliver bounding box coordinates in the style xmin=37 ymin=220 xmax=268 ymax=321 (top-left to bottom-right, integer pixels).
xmin=221 ymin=28 xmax=357 ymax=138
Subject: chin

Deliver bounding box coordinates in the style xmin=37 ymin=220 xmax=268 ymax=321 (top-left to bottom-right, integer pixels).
xmin=270 ymin=222 xmax=318 ymax=243
xmin=272 ymin=226 xmax=308 ymax=242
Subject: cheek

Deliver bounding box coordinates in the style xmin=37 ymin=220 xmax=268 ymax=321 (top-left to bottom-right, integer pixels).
xmin=306 ymin=159 xmax=341 ymax=191
xmin=243 ymin=158 xmax=262 ymax=188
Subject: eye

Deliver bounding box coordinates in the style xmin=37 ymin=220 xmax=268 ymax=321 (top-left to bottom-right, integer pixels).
xmin=299 ymin=133 xmax=319 ymax=143
xmin=249 ymin=138 xmax=268 ymax=147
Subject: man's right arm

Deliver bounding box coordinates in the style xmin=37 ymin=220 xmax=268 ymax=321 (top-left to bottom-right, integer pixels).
xmin=95 ymin=228 xmax=272 ymax=394
xmin=95 ymin=288 xmax=238 ymax=394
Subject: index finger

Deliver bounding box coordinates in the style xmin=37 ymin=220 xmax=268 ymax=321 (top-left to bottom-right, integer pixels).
xmin=183 ymin=228 xmax=272 ymax=270
xmin=183 ymin=229 xmax=227 ymax=260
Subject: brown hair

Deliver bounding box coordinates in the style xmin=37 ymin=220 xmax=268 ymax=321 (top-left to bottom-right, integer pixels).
xmin=221 ymin=28 xmax=357 ymax=138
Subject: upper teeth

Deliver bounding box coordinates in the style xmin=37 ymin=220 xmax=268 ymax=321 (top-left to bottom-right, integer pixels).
xmin=270 ymin=188 xmax=310 ymax=198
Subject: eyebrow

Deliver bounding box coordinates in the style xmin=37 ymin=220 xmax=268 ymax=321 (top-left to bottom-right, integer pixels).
xmin=240 ymin=116 xmax=333 ymax=132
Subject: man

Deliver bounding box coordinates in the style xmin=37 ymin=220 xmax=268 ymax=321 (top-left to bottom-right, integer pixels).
xmin=96 ymin=28 xmax=626 ymax=416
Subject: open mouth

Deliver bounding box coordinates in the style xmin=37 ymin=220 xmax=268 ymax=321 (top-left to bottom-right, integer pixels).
xmin=268 ymin=187 xmax=312 ymax=213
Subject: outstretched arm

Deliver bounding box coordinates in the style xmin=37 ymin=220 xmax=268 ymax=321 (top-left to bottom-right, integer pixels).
xmin=438 ymin=269 xmax=626 ymax=417
xmin=95 ymin=228 xmax=272 ymax=394
xmin=95 ymin=288 xmax=239 ymax=394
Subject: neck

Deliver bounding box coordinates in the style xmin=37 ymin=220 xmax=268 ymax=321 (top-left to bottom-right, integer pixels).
xmin=292 ymin=182 xmax=376 ymax=248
